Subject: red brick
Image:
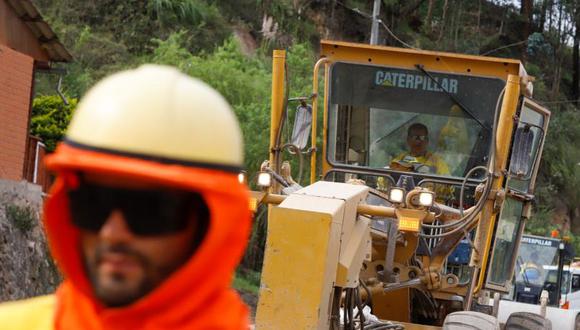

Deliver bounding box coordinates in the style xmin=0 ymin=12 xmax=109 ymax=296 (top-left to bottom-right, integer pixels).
xmin=0 ymin=44 xmax=34 ymax=181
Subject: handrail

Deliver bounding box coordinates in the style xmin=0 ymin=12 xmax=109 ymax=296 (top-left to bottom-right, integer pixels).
xmin=310 ymin=57 xmax=330 ymax=183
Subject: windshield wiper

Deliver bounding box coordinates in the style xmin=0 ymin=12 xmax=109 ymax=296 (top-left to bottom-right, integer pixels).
xmin=371 ymin=113 xmax=421 ymax=146
xmin=517 ymin=256 xmax=531 ymax=286
xmin=414 ymin=64 xmax=488 ymax=130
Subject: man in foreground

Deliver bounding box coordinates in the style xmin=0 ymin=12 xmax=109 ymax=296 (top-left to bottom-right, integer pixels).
xmin=0 ymin=65 xmax=252 ymax=329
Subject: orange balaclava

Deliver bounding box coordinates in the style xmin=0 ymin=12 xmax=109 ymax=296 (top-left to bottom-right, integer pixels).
xmin=43 ymin=65 xmax=252 ymax=329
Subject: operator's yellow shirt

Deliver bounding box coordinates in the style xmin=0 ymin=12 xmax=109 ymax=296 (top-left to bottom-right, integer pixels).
xmin=390 ymin=152 xmax=453 ymax=201
xmin=0 ymin=295 xmax=55 ymax=329
xmin=391 ymin=151 xmax=450 ymax=175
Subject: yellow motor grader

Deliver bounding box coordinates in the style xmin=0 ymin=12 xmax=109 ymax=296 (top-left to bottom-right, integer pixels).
xmin=251 ymin=40 xmax=550 ymax=329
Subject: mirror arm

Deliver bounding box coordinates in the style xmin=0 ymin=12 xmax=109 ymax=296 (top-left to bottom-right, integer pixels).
xmin=505 ymin=189 xmax=534 ymax=202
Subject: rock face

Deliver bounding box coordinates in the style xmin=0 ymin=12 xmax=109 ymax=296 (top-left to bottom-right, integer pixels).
xmin=0 ymin=179 xmax=61 ymax=302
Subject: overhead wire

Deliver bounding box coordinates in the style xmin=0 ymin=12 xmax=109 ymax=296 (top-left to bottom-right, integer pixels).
xmin=480 ymin=40 xmax=528 ymax=56
xmin=335 ymin=1 xmax=530 ymax=56
xmin=378 ymin=19 xmax=421 ymax=50
xmin=335 ymin=0 xmax=372 ymax=19
xmin=335 ymin=0 xmax=420 ymax=50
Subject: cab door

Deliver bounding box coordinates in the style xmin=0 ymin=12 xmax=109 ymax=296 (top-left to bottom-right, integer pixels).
xmin=484 ymin=97 xmax=550 ymax=292
xmin=569 ymin=272 xmax=580 ymax=308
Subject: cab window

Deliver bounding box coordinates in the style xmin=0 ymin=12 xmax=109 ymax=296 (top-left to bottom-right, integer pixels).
xmin=327 ymin=62 xmax=505 ymax=180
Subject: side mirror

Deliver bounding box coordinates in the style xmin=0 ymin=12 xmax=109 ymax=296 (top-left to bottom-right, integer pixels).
xmin=509 ymin=124 xmax=540 ymax=179
xmin=290 ymin=104 xmax=312 ymax=150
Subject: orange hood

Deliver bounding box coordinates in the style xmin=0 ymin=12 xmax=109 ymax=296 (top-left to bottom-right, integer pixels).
xmin=43 ymin=143 xmax=252 ymax=329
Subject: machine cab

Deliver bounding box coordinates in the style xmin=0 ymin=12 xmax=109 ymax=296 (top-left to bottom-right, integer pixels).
xmin=317 ymin=41 xmax=550 ymax=298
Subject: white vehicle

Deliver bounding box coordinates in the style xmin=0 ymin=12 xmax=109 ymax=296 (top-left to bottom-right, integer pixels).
xmin=496 ymin=234 xmax=580 ymax=329
xmin=564 ymin=266 xmax=580 ymax=310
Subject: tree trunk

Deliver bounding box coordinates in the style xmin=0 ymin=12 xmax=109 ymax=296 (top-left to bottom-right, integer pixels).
xmin=438 ymin=0 xmax=449 ymax=42
xmin=551 ymin=47 xmax=564 ymax=100
xmin=557 ymin=0 xmax=563 ymax=41
xmin=547 ymin=0 xmax=554 ymax=33
xmin=450 ymin=2 xmax=456 ymax=50
xmin=499 ymin=5 xmax=508 ymax=35
xmin=326 ymin=0 xmax=336 ymax=39
xmin=476 ymin=0 xmax=481 ymax=34
xmin=574 ymin=7 xmax=580 ymax=104
xmin=454 ymin=2 xmax=462 ymax=51
xmin=539 ymin=0 xmax=548 ymax=31
xmin=425 ymin=0 xmax=434 ymax=32
xmin=520 ymin=0 xmax=533 ymax=61
xmin=400 ymin=0 xmax=427 ymax=17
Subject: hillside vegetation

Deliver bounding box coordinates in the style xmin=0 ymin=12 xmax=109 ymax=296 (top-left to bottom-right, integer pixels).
xmin=31 ymin=0 xmax=580 ymax=259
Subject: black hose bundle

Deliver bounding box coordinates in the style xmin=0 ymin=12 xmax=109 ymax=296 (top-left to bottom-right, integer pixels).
xmin=341 ymin=284 xmax=405 ymax=330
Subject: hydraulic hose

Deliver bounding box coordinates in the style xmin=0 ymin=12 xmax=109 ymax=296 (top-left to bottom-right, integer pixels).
xmin=418 ymin=86 xmax=506 ymax=238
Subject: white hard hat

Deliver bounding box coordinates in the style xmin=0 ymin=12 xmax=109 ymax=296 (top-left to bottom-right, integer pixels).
xmin=65 ymin=64 xmax=243 ymax=170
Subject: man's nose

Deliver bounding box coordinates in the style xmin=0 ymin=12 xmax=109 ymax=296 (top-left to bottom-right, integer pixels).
xmin=98 ymin=210 xmax=134 ymax=243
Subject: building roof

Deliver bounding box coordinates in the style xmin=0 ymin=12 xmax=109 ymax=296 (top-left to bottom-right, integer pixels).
xmin=5 ymin=0 xmax=72 ymax=62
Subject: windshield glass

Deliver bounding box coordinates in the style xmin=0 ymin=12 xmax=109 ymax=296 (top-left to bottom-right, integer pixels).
xmin=515 ymin=235 xmax=559 ymax=285
xmin=327 ymin=62 xmax=505 ymax=179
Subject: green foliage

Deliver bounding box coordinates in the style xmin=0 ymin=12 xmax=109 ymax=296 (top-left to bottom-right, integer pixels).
xmin=149 ymin=0 xmax=207 ymax=24
xmin=523 ymin=203 xmax=553 ymax=237
xmin=149 ymin=33 xmax=316 ymax=178
xmin=150 ymin=34 xmax=272 ymax=173
xmin=526 ymin=108 xmax=580 ymax=249
xmin=536 ymin=110 xmax=580 ymax=209
xmin=34 ymin=0 xmax=230 ymax=97
xmin=5 ymin=204 xmax=36 ymax=233
xmin=30 ymin=0 xmax=580 ymax=245
xmin=233 ymin=268 xmax=261 ymax=294
xmin=30 ymin=95 xmax=77 ymax=152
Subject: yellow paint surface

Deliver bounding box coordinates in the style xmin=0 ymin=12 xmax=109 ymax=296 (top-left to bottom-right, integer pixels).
xmin=256 ymin=198 xmax=343 ymax=329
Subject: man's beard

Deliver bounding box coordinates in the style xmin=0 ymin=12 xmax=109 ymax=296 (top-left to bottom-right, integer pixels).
xmin=84 ymin=244 xmax=156 ymax=308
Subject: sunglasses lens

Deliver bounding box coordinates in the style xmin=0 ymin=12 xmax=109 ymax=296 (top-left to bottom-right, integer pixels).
xmin=68 ymin=185 xmax=113 ymax=232
xmin=120 ymin=190 xmax=193 ymax=236
xmin=68 ymin=182 xmax=202 ymax=236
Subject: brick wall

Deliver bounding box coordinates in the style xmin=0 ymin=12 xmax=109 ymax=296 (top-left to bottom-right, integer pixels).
xmin=0 ymin=45 xmax=34 ymax=181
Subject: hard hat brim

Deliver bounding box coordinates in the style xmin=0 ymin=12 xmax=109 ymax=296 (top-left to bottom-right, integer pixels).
xmin=45 ymin=142 xmax=245 ymax=194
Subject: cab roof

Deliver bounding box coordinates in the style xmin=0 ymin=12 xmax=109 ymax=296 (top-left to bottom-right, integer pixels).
xmin=320 ymin=40 xmax=527 ymax=81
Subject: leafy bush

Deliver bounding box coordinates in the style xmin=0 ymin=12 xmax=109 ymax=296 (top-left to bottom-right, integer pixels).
xmin=149 ymin=34 xmax=317 ymax=179
xmin=30 ymin=95 xmax=78 ymax=152
xmin=5 ymin=204 xmax=36 ymax=233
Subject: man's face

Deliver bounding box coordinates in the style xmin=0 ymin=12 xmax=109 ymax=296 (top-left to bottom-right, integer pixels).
xmin=78 ymin=175 xmax=199 ymax=307
xmin=407 ymin=127 xmax=429 ymax=156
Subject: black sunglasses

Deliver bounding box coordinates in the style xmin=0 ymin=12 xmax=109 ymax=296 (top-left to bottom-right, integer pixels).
xmin=67 ymin=181 xmax=208 ymax=236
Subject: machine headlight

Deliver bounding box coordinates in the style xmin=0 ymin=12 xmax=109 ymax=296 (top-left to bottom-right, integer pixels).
xmin=389 ymin=188 xmax=405 ymax=203
xmin=418 ymin=191 xmax=434 ymax=207
xmin=257 ymin=171 xmax=272 ymax=188
xmin=238 ymin=172 xmax=246 ymax=184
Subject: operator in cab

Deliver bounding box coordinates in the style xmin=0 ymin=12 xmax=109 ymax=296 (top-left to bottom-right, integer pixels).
xmin=390 ymin=123 xmax=450 ymax=175
xmin=0 ymin=65 xmax=252 ymax=329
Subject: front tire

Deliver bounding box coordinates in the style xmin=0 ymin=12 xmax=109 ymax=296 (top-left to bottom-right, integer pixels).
xmin=443 ymin=311 xmax=500 ymax=330
xmin=504 ymin=312 xmax=551 ymax=330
